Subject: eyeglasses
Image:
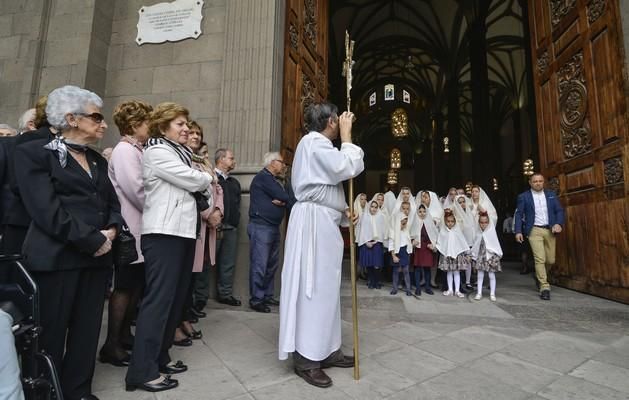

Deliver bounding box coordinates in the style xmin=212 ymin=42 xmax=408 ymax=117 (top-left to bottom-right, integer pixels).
xmin=77 ymin=112 xmax=105 ymax=124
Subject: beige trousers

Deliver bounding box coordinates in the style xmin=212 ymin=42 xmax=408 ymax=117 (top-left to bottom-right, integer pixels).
xmin=528 ymin=227 xmax=556 ymax=291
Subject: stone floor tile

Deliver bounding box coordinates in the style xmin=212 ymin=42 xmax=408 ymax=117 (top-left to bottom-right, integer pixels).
xmin=249 ymin=377 xmax=349 ymax=400
xmin=499 ymin=331 xmax=605 ymax=373
xmin=413 ymin=335 xmax=495 ymax=364
xmin=154 ymin=366 xmax=247 ymax=400
xmin=467 ymin=352 xmax=562 ymax=393
xmin=446 ymin=325 xmax=521 ymax=350
xmin=219 ymin=350 xmax=294 ymax=391
xmin=537 ymin=375 xmax=628 ymax=400
xmin=569 ymin=359 xmax=629 ymax=393
xmin=378 ymin=321 xmax=442 ymax=345
xmin=371 ymin=345 xmax=456 ymax=383
xmin=323 ymin=357 xmax=416 ymax=399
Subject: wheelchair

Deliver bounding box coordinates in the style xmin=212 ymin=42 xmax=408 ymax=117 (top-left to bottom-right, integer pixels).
xmin=0 ymin=254 xmax=63 ymax=400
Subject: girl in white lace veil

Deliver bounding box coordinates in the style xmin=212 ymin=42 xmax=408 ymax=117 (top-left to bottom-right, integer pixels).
xmin=436 ymin=209 xmax=472 ymax=297
xmin=470 ymin=212 xmax=503 ymax=301
xmin=357 ymin=200 xmax=387 ymax=289
xmin=470 ymin=185 xmax=498 ymax=225
xmin=451 ymin=194 xmax=476 ymax=290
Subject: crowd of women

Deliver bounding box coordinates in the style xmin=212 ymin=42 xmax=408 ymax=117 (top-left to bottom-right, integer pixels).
xmin=8 ymin=85 xmax=224 ymax=399
xmin=353 ymin=185 xmax=503 ymax=301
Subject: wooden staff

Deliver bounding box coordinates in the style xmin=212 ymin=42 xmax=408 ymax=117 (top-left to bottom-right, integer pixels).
xmin=342 ymin=29 xmax=360 ymax=381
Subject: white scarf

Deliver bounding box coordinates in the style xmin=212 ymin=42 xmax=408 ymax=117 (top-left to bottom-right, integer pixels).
xmin=411 ymin=212 xmax=439 ymax=248
xmin=389 ymin=211 xmax=413 ymax=254
xmin=416 ymin=190 xmax=444 ymax=221
xmin=357 ymin=208 xmax=386 ymax=246
xmin=436 ymin=223 xmax=470 ymax=258
xmin=470 ymin=186 xmax=498 ymax=225
xmin=471 ymin=220 xmax=503 ymax=259
xmin=353 ymin=193 xmax=367 ymax=217
xmin=383 ymin=191 xmax=396 ymax=214
xmin=451 ymin=195 xmax=475 ymax=246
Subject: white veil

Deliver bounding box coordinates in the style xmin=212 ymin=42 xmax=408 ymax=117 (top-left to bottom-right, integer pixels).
xmin=416 ymin=190 xmax=444 ymax=222
xmin=357 ymin=202 xmax=387 ymax=246
xmin=471 ymin=218 xmax=503 ymax=259
xmin=470 ymin=186 xmax=498 ymax=225
xmin=451 ymin=194 xmax=475 ymax=246
xmin=411 ymin=205 xmax=439 ymax=248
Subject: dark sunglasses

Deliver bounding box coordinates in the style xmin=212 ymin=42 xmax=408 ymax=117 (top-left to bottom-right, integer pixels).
xmin=77 ymin=112 xmax=105 ymax=123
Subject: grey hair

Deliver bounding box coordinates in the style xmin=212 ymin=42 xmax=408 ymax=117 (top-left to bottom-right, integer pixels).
xmin=0 ymin=124 xmax=17 ymax=135
xmin=304 ymin=101 xmax=338 ymax=132
xmin=263 ymin=151 xmax=281 ymax=167
xmin=17 ymin=108 xmax=36 ymax=132
xmin=45 ymin=85 xmax=103 ymax=130
xmin=214 ymin=148 xmax=229 ymax=165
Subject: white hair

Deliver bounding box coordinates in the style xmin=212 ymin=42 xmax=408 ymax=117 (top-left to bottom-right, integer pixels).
xmin=17 ymin=108 xmax=36 ymax=132
xmin=45 ymin=85 xmax=103 ymax=130
xmin=0 ymin=124 xmax=17 ymax=135
xmin=263 ymin=151 xmax=281 ymax=167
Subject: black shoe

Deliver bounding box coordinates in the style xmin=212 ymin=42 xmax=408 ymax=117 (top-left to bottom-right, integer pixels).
xmin=173 ymin=337 xmax=193 ymax=347
xmin=540 ymin=290 xmax=551 ymax=300
xmin=295 ymin=368 xmax=332 ymax=388
xmin=159 ymin=360 xmax=188 ymax=374
xmin=250 ymin=303 xmax=271 ymax=313
xmin=425 ymin=288 xmax=434 ymax=295
xmin=98 ymin=350 xmax=130 ymax=367
xmin=187 ymin=316 xmax=199 ymax=323
xmin=415 ymin=289 xmax=421 ymax=296
xmin=264 ymin=297 xmax=280 ymax=306
xmin=321 ymin=355 xmax=355 ymax=368
xmin=465 ymin=284 xmax=473 ymax=290
xmin=182 ymin=325 xmax=203 ymax=340
xmin=189 ymin=307 xmax=206 ymax=318
xmin=126 ymin=376 xmax=179 ymax=392
xmin=218 ymin=296 xmax=242 ymax=306
xmin=193 ymin=302 xmax=206 ymax=312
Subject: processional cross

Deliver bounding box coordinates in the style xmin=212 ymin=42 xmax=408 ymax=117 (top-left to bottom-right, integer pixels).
xmin=342 ymin=29 xmax=360 ymax=381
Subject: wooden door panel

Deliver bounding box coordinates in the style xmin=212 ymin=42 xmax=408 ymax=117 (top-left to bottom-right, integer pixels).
xmin=281 ymin=0 xmax=328 ymax=163
xmin=528 ymin=0 xmax=629 ymax=303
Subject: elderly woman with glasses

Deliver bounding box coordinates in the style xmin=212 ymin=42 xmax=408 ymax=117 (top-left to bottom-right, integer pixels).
xmin=14 ymin=85 xmax=124 ymax=400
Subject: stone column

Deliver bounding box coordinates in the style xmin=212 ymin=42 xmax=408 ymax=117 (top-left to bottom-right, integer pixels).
xmin=217 ymin=0 xmax=285 ymax=183
xmin=213 ymin=0 xmax=285 ymax=303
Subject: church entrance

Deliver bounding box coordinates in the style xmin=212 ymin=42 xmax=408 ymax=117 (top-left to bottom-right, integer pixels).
xmin=280 ymin=0 xmax=629 ymax=304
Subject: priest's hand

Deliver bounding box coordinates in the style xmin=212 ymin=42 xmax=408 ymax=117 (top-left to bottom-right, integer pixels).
xmin=345 ymin=209 xmax=359 ymax=224
xmin=339 ymin=112 xmax=354 ymax=143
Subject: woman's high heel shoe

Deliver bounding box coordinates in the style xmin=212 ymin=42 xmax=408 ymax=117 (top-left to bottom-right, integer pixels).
xmin=98 ymin=349 xmax=130 ymax=367
xmin=125 ymin=376 xmax=179 ymax=392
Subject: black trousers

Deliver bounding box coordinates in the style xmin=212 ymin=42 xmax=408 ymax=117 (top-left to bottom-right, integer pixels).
xmin=31 ymin=267 xmax=109 ymax=400
xmin=2 ymin=224 xmax=27 ymax=254
xmin=126 ymin=234 xmax=195 ymax=384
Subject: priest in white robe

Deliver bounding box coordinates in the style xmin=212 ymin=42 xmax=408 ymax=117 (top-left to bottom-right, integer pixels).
xmin=278 ymin=102 xmax=364 ymax=388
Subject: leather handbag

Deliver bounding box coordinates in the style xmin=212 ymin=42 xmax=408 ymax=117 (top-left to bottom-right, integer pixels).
xmin=112 ymin=225 xmax=138 ymax=266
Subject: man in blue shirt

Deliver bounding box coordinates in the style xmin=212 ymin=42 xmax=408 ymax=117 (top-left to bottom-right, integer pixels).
xmin=248 ymin=152 xmax=295 ymax=312
xmin=515 ymin=173 xmax=565 ymax=300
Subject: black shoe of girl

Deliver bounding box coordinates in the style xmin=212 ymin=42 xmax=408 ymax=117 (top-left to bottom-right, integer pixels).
xmin=406 ymin=290 xmax=412 ymax=296
xmin=414 ymin=289 xmax=421 ymax=296
xmin=465 ymin=284 xmax=473 ymax=290
xmin=425 ymin=288 xmax=434 ymax=295
xmin=390 ymin=289 xmax=398 ymax=295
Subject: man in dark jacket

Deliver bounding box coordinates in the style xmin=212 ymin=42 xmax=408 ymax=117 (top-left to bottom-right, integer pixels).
xmin=515 ymin=173 xmax=565 ymax=300
xmin=247 ymin=152 xmax=295 ymax=312
xmin=214 ymin=148 xmax=243 ymax=306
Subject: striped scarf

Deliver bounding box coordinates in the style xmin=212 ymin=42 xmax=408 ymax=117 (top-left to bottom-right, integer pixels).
xmin=146 ymin=136 xmax=193 ymax=166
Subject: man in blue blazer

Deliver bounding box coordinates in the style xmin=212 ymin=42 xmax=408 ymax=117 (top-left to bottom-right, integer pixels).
xmin=515 ymin=173 xmax=565 ymax=300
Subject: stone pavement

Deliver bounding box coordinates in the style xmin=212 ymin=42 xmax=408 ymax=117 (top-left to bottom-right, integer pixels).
xmin=92 ymin=262 xmax=629 ymax=400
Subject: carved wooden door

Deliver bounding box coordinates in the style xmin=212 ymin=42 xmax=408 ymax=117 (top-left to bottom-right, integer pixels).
xmin=528 ymin=0 xmax=629 ymax=303
xmin=281 ymin=0 xmax=329 ymax=163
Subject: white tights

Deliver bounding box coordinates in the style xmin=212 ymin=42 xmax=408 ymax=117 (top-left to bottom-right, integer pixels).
xmin=446 ymin=271 xmax=461 ymax=293
xmin=477 ymin=271 xmax=496 ymax=296
xmin=465 ymin=263 xmax=472 ymax=285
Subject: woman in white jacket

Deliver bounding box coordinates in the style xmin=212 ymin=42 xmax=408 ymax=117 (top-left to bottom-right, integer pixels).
xmin=125 ymin=103 xmax=213 ymax=393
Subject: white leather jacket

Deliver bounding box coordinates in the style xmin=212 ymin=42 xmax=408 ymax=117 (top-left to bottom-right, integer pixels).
xmin=141 ymin=143 xmax=213 ymax=239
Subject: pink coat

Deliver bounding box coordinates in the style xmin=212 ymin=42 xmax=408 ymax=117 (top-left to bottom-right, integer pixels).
xmin=192 ymin=172 xmax=224 ymax=272
xmin=108 ymin=138 xmax=145 ymax=264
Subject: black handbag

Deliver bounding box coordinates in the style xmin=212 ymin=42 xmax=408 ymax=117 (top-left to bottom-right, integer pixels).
xmin=112 ymin=225 xmax=138 ymax=266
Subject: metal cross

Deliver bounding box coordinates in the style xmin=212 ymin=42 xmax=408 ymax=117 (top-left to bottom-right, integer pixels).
xmin=342 ymin=30 xmax=355 ymax=113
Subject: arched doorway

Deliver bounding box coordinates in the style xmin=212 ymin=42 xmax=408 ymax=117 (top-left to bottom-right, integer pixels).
xmin=280 ymin=0 xmax=629 ymax=303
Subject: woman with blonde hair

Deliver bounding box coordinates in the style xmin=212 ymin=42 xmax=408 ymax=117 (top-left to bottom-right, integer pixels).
xmin=125 ymin=103 xmax=213 ymax=392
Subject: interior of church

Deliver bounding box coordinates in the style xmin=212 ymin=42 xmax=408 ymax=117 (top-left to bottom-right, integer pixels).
xmin=326 ymin=0 xmax=535 ymax=213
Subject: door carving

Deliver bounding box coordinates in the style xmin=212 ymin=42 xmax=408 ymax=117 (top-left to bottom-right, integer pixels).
xmin=528 ymin=0 xmax=629 ymax=303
